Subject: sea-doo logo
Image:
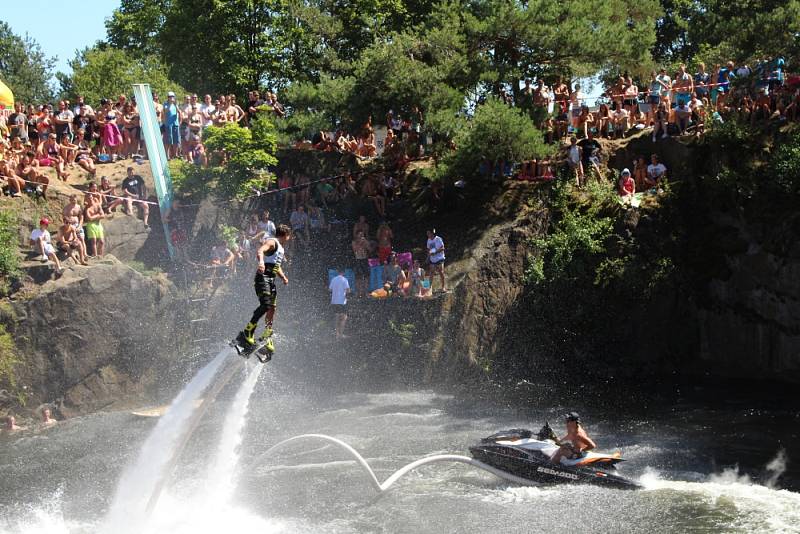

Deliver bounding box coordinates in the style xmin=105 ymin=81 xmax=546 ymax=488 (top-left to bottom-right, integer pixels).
xmin=537 ymin=466 xmax=580 ymax=480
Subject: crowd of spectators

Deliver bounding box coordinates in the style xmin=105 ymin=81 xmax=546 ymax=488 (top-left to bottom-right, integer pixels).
xmin=509 ymin=57 xmax=795 ymax=145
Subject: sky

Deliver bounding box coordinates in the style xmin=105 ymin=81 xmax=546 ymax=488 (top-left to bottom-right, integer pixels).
xmin=2 ymin=0 xmax=119 ymax=75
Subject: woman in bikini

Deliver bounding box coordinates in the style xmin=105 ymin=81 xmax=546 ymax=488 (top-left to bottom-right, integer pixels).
xmin=73 ymin=129 xmax=97 ymax=177
xmin=121 ymin=102 xmax=141 ymax=157
xmin=59 ymin=133 xmax=79 ymax=168
xmin=37 ymin=133 xmax=70 ymax=181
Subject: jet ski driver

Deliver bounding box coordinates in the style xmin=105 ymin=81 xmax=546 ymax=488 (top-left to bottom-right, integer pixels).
xmin=550 ymin=412 xmax=596 ymax=464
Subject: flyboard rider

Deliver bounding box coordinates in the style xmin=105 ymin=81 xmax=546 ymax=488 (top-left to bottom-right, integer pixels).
xmin=233 ymin=224 xmax=292 ymax=361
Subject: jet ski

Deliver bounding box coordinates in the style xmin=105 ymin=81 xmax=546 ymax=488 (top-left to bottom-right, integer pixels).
xmin=469 ymin=423 xmax=642 ymax=490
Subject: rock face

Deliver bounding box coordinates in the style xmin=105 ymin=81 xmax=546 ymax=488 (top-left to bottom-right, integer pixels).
xmin=691 ymin=216 xmax=800 ymax=381
xmin=1 ymin=257 xmax=184 ymax=416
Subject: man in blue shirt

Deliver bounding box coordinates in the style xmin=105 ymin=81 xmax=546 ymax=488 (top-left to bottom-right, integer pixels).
xmin=164 ymin=92 xmax=181 ymax=159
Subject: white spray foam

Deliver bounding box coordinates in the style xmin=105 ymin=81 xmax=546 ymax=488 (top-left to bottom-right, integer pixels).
xmin=102 ymin=349 xmax=230 ymax=534
xmin=204 ymin=361 xmax=264 ymax=505
xmin=640 ymin=451 xmax=800 ymax=533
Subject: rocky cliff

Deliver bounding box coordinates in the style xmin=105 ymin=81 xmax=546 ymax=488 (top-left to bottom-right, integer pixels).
xmin=0 ymin=257 xmax=184 ymax=417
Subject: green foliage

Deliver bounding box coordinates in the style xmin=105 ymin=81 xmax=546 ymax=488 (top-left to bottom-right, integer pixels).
xmin=770 ymin=132 xmax=800 ymax=196
xmin=105 ymin=0 xmax=170 ymax=57
xmin=218 ymin=225 xmax=239 ymax=250
xmin=528 ymin=181 xmax=615 ymax=284
xmin=125 ymin=260 xmax=163 ymax=277
xmin=450 ymin=97 xmax=554 ymax=178
xmin=202 ymin=116 xmax=278 ymax=199
xmin=0 ymin=21 xmax=55 ymax=103
xmin=0 ymin=323 xmax=22 ymax=402
xmin=654 ymin=0 xmax=800 ymax=64
xmin=168 ymin=159 xmax=212 ymax=197
xmin=60 ymin=46 xmax=186 ymax=103
xmin=388 ymin=320 xmax=417 ymax=349
xmin=0 ymin=211 xmax=20 ymax=296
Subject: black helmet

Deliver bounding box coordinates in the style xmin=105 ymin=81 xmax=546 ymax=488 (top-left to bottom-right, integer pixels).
xmin=565 ymin=412 xmax=581 ymax=423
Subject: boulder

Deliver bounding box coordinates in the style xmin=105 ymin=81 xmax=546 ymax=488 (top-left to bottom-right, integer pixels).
xmin=1 ymin=256 xmax=184 ymax=415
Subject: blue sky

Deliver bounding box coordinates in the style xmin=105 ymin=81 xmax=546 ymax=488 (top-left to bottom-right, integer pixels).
xmin=3 ymin=0 xmax=119 ymax=75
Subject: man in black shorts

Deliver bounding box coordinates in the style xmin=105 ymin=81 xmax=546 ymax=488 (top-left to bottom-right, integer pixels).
xmin=121 ymin=167 xmax=150 ymax=227
xmin=234 ymin=224 xmax=291 ymax=360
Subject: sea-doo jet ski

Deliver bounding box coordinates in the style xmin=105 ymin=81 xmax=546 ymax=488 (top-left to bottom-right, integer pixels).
xmin=469 ymin=423 xmax=642 ymax=490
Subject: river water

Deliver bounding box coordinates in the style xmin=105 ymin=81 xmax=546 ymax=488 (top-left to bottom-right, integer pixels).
xmin=1 ymin=348 xmax=799 ymax=533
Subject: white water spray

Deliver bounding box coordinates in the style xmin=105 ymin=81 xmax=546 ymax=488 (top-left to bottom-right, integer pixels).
xmin=205 ymin=362 xmax=264 ymax=504
xmin=102 ymin=349 xmax=230 ymax=534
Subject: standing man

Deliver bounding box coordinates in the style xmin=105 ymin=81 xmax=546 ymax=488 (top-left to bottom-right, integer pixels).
xmin=234 ymin=224 xmax=292 ymax=361
xmin=163 ymin=92 xmax=181 ymax=159
xmin=329 ymin=268 xmax=350 ymax=339
xmin=426 ymin=229 xmax=447 ymax=293
xmin=121 ymin=167 xmax=150 ymax=228
xmin=84 ymin=193 xmax=107 ymax=257
xmin=8 ymin=102 xmax=28 ymax=143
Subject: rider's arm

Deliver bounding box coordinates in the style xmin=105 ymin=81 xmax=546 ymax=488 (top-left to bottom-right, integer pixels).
xmin=256 ymin=241 xmax=275 ymax=266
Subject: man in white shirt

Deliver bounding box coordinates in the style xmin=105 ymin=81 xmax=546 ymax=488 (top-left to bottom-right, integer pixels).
xmin=257 ymin=210 xmax=276 ymax=241
xmin=611 ymin=106 xmax=629 ymax=137
xmin=426 ymin=229 xmax=447 ymax=292
xmin=646 ymin=154 xmax=667 ymax=189
xmin=200 ymin=94 xmax=216 ymax=128
xmin=329 ymin=268 xmax=350 ymax=339
xmin=30 ymin=218 xmax=63 ymax=273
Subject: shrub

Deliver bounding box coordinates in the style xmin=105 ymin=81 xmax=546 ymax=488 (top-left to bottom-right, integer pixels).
xmin=449 ymin=97 xmax=554 ymax=179
xmin=0 ymin=211 xmax=20 ymax=295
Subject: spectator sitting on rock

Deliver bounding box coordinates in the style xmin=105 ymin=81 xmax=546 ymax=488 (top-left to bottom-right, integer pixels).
xmin=41 ymin=407 xmax=57 ymax=426
xmin=57 ymin=217 xmax=89 ymax=265
xmin=675 ymin=100 xmax=692 ymax=134
xmin=30 ymin=218 xmax=63 ymax=273
xmin=121 ymin=167 xmax=150 ymax=228
xmin=100 ymin=176 xmax=124 ymax=214
xmin=0 ymin=159 xmax=24 ymax=197
xmin=646 ymin=154 xmax=667 ymax=190
xmin=308 ymin=204 xmax=330 ymax=235
xmin=383 ymin=254 xmax=403 ymax=294
xmin=362 ymin=175 xmax=386 ymax=218
xmin=73 ymin=129 xmax=96 ymax=177
xmin=62 ymin=193 xmax=86 ymax=247
xmin=382 ymin=174 xmax=399 ymax=202
xmin=210 ymin=239 xmax=235 ymax=277
xmin=618 ymin=168 xmax=636 ymax=204
xmin=83 ymin=192 xmax=106 ymax=257
xmin=16 ymin=151 xmax=49 ymax=198
xmin=410 ymin=259 xmax=426 ymax=297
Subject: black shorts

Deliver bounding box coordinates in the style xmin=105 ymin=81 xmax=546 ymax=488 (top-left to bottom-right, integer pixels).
xmin=331 ymin=303 xmax=346 ymax=314
xmin=254 ymin=272 xmax=277 ymax=308
xmin=354 ymin=259 xmax=369 ymax=277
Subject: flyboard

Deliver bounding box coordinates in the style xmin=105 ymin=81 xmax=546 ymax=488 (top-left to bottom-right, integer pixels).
xmin=229 ymin=337 xmax=273 ymax=363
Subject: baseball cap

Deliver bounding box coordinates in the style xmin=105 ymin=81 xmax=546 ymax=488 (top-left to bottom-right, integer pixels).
xmin=167 ymin=91 xmax=176 ymax=97
xmin=40 ymin=217 xmax=50 ymax=226
xmin=565 ymin=411 xmax=581 ymax=423
xmin=622 ymin=168 xmax=631 ymax=176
